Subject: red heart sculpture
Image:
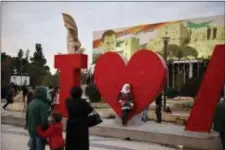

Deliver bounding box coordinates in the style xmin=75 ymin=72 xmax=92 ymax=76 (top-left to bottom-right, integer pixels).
xmin=94 ymin=49 xmax=168 ymax=119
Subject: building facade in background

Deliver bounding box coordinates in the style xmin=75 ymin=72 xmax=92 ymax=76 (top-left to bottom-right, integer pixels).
xmin=92 ymin=15 xmax=225 ymax=89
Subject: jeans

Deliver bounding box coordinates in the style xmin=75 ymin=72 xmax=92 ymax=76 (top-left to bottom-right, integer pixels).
xmin=220 ymin=132 xmax=225 ymax=150
xmin=142 ymin=107 xmax=149 ymax=122
xmin=29 ymin=136 xmax=46 ymax=150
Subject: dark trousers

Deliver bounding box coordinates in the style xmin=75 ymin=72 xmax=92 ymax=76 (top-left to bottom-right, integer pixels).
xmin=220 ymin=132 xmax=225 ymax=150
xmin=3 ymin=101 xmax=13 ymax=109
xmin=51 ymin=148 xmax=64 ymax=150
xmin=155 ymin=105 xmax=162 ymax=123
xmin=122 ymin=109 xmax=130 ymax=126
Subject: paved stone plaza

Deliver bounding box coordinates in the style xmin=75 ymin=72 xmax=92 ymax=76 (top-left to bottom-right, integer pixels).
xmin=1 ymin=110 xmax=221 ymax=150
xmin=1 ymin=124 xmax=177 ymax=150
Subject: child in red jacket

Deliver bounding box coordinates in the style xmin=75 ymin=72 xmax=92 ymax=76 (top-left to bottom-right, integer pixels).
xmin=37 ymin=112 xmax=64 ymax=150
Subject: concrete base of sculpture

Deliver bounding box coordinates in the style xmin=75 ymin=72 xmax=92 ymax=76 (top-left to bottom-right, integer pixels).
xmin=114 ymin=113 xmax=144 ymax=126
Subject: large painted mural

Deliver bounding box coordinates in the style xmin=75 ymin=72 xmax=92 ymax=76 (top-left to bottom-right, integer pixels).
xmin=92 ymin=15 xmax=225 ymax=64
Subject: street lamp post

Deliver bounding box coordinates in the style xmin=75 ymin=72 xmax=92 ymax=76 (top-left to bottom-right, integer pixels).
xmin=162 ymin=35 xmax=170 ymax=111
xmin=20 ymin=58 xmax=23 ymax=86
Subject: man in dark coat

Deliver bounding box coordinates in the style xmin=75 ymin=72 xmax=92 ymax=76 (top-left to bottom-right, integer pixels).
xmin=27 ymin=87 xmax=34 ymax=106
xmin=24 ymin=86 xmax=35 ymax=129
xmin=22 ymin=85 xmax=28 ymax=102
xmin=2 ymin=86 xmax=14 ymax=110
xmin=213 ymin=96 xmax=225 ymax=150
xmin=65 ymin=86 xmax=93 ymax=150
xmin=155 ymin=93 xmax=163 ymax=123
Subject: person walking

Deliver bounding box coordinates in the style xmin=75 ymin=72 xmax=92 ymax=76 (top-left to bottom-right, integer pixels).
xmin=24 ymin=86 xmax=35 ymax=129
xmin=2 ymin=86 xmax=15 ymax=110
xmin=22 ymin=85 xmax=28 ymax=102
xmin=26 ymin=86 xmax=49 ymax=150
xmin=37 ymin=112 xmax=64 ymax=150
xmin=27 ymin=86 xmax=35 ymax=106
xmin=213 ymin=96 xmax=225 ymax=150
xmin=51 ymin=87 xmax=60 ymax=110
xmin=65 ymin=86 xmax=93 ymax=150
xmin=155 ymin=93 xmax=163 ymax=123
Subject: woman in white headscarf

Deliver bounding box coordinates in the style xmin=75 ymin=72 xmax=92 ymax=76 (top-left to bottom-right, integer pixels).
xmin=117 ymin=83 xmax=134 ymax=126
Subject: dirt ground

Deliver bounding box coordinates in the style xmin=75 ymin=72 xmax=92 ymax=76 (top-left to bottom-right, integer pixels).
xmin=4 ymin=94 xmax=193 ymax=125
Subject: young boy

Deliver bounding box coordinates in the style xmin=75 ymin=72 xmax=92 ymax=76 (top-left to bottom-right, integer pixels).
xmin=37 ymin=113 xmax=64 ymax=150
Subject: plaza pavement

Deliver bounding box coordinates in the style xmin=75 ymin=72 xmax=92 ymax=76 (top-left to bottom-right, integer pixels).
xmin=1 ymin=124 xmax=178 ymax=150
xmin=1 ymin=110 xmax=221 ymax=150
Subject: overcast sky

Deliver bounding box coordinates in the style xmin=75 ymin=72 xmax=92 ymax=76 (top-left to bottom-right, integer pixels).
xmin=1 ymin=2 xmax=224 ymax=73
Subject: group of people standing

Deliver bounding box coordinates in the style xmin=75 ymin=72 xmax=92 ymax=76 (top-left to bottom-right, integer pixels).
xmin=26 ymin=86 xmax=96 ymax=150
xmin=117 ymin=83 xmax=225 ymax=150
xmin=3 ymin=81 xmax=224 ymax=150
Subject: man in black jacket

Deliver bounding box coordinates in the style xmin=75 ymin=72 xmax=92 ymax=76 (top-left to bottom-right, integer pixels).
xmin=22 ymin=86 xmax=28 ymax=102
xmin=155 ymin=93 xmax=163 ymax=123
xmin=3 ymin=87 xmax=14 ymax=110
xmin=213 ymin=96 xmax=225 ymax=150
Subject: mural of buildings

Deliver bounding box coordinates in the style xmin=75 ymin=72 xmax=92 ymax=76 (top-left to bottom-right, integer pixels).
xmin=93 ymin=15 xmax=225 ymax=63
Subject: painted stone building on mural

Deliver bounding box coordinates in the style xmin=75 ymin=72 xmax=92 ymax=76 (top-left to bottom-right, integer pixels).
xmin=147 ymin=16 xmax=225 ymax=60
xmin=93 ymin=15 xmax=224 ymax=62
xmin=92 ymin=15 xmax=225 ymax=89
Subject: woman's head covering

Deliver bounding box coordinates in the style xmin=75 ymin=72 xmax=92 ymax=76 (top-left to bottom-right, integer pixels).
xmin=121 ymin=83 xmax=130 ymax=94
xmin=70 ymin=86 xmax=82 ymax=99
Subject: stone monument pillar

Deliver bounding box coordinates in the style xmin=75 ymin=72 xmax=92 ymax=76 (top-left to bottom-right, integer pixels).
xmin=62 ymin=13 xmax=85 ymax=54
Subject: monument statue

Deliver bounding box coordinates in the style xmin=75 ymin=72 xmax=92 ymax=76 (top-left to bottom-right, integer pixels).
xmin=62 ymin=13 xmax=85 ymax=54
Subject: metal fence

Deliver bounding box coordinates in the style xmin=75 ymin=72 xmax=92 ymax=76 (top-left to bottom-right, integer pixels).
xmin=166 ymin=59 xmax=209 ymax=90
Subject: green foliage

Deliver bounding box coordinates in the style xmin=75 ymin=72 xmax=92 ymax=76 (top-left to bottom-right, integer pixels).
xmin=167 ymin=42 xmax=198 ymax=60
xmin=167 ymin=44 xmax=182 ymax=59
xmin=1 ymin=53 xmax=12 ymax=88
xmin=1 ymin=43 xmax=52 ymax=87
xmin=41 ymin=72 xmax=59 ymax=87
xmin=29 ymin=43 xmax=49 ymax=86
xmin=165 ymin=88 xmax=179 ymax=98
xmin=17 ymin=49 xmax=24 ymax=59
xmin=181 ymin=46 xmax=198 ymax=59
xmin=85 ymin=84 xmax=101 ymax=103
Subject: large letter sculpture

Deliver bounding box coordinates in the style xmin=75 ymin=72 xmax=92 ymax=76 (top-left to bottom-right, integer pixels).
xmin=55 ymin=45 xmax=225 ymax=132
xmin=54 ymin=13 xmax=87 ymax=117
xmin=54 ymin=54 xmax=87 ymax=117
xmin=185 ymin=44 xmax=225 ymax=132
